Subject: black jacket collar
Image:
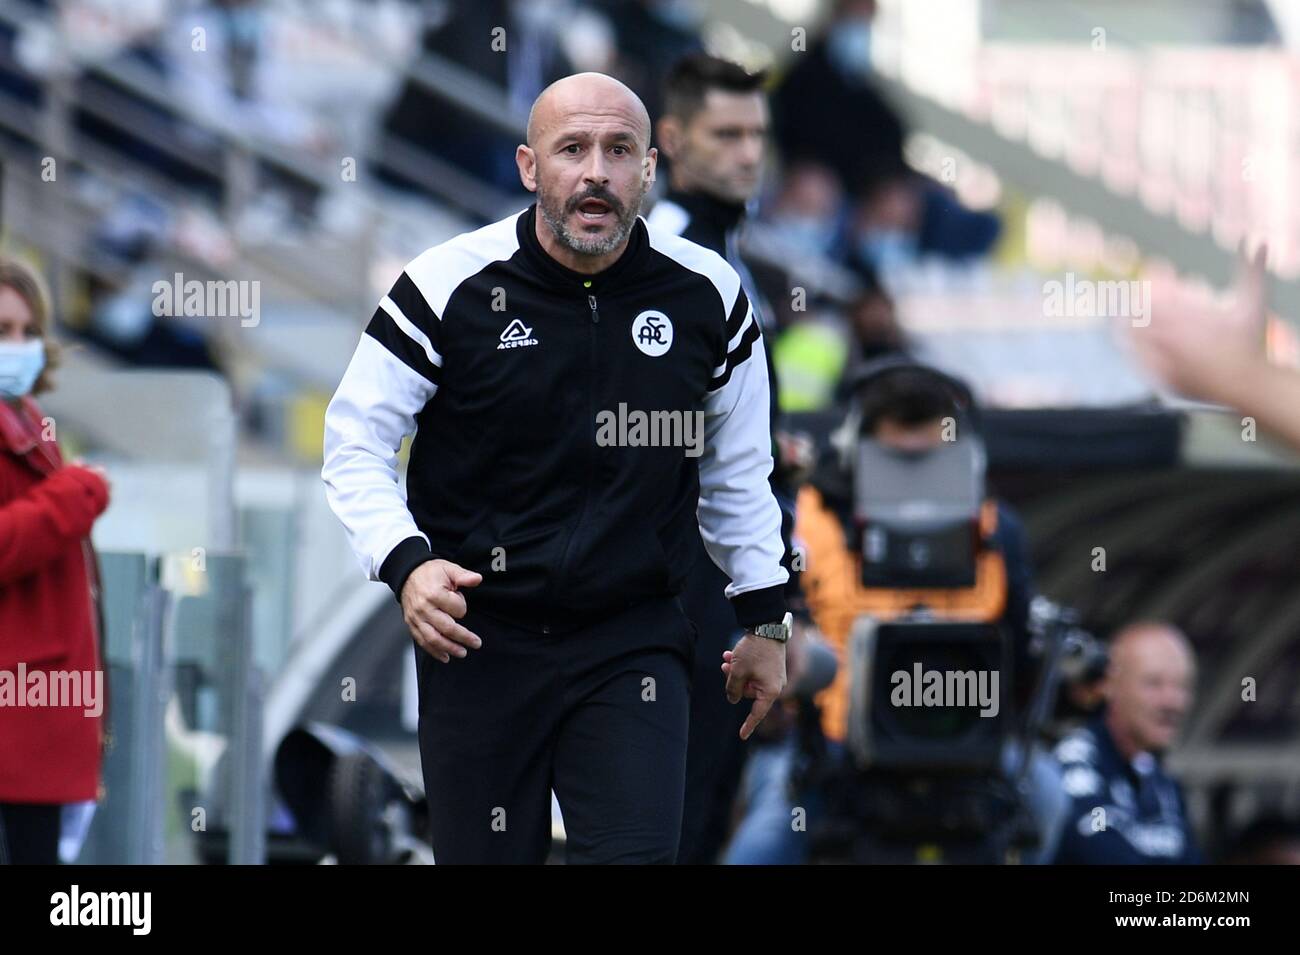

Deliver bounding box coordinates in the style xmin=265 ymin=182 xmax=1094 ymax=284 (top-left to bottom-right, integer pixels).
xmin=663 ymin=188 xmax=748 ymax=235
xmin=516 ymin=202 xmax=650 ymax=291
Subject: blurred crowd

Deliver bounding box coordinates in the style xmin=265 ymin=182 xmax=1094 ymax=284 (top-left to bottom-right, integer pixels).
xmin=0 ymin=0 xmax=1003 ymax=414
xmin=383 ymin=0 xmax=1002 ymax=413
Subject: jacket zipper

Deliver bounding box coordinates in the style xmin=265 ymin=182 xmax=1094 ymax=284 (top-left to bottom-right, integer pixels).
xmin=547 ymin=292 xmax=600 ymax=626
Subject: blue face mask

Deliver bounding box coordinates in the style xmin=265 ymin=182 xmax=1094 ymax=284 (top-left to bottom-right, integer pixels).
xmin=224 ymin=7 xmax=262 ymax=47
xmin=773 ymin=215 xmax=838 ymax=257
xmin=0 ymin=339 xmax=45 ymax=399
xmin=858 ymin=229 xmax=919 ymax=275
xmin=651 ymin=0 xmax=701 ymax=31
xmin=512 ymin=0 xmax=569 ymax=32
xmin=827 ymin=19 xmax=874 ymax=80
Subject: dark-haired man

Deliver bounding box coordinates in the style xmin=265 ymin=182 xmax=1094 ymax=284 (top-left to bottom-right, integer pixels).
xmin=647 ymin=54 xmax=801 ymax=864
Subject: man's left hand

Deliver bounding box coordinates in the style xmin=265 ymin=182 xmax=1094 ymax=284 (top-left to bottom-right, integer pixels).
xmin=721 ymin=633 xmax=787 ymax=740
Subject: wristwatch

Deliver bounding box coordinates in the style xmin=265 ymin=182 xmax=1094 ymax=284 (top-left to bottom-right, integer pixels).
xmin=751 ymin=611 xmax=793 ymax=643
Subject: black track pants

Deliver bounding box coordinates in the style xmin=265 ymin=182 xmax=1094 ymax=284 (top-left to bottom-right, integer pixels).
xmin=0 ymin=802 xmax=61 ymax=865
xmin=676 ymin=534 xmax=749 ymax=864
xmin=414 ymin=596 xmax=695 ymax=864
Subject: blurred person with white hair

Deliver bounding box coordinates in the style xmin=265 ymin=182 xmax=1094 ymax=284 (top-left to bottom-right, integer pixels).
xmin=1051 ymin=622 xmax=1202 ymax=864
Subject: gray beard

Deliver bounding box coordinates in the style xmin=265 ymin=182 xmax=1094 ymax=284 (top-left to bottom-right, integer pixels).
xmin=538 ymin=190 xmax=643 ymax=258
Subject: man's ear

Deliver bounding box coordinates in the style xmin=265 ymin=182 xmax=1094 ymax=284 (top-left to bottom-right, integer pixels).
xmin=641 ymin=147 xmax=658 ymax=188
xmin=516 ymin=144 xmax=538 ymax=192
xmin=656 ymin=116 xmax=681 ymax=161
xmin=1098 ymin=672 xmax=1116 ymax=707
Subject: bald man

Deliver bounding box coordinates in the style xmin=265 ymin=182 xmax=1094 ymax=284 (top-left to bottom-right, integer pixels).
xmin=1050 ymin=623 xmax=1202 ymax=864
xmin=323 ymin=73 xmax=792 ymax=863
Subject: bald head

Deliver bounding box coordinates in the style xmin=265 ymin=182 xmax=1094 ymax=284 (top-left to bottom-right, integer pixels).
xmin=526 ymin=73 xmax=652 ymax=151
xmin=1104 ymin=622 xmax=1196 ymax=756
xmin=1110 ymin=623 xmax=1194 ymax=671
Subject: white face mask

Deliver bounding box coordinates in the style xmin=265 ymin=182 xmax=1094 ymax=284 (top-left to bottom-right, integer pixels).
xmin=0 ymin=339 xmax=45 ymax=398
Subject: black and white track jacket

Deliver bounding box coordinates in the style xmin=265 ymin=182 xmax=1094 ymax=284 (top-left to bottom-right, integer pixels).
xmin=322 ymin=202 xmax=789 ymax=633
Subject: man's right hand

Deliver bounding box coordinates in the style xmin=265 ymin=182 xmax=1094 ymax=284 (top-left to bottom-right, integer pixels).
xmin=400 ymin=559 xmax=483 ymax=663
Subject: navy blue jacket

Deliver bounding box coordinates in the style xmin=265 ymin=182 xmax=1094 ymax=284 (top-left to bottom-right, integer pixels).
xmin=1052 ymin=712 xmax=1201 ymax=864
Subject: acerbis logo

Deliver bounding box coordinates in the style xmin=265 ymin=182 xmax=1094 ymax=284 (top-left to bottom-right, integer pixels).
xmin=497 ymin=318 xmax=538 ymax=350
xmin=631 ymin=310 xmax=673 ymax=357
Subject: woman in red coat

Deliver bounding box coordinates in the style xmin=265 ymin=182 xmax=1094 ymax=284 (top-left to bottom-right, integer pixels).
xmin=0 ymin=259 xmax=111 ymax=864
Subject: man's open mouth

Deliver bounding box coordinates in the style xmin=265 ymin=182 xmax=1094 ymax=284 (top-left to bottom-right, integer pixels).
xmin=576 ymin=198 xmax=613 ymax=221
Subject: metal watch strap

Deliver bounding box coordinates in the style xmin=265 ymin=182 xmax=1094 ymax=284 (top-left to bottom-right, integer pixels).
xmin=752 ymin=611 xmax=793 ymax=643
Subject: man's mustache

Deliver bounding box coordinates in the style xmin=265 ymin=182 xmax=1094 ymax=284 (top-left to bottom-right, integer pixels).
xmin=566 ymin=190 xmax=624 ymax=215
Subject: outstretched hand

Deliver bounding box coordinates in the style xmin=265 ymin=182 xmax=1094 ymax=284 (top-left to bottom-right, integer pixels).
xmin=1132 ymin=242 xmax=1269 ymax=403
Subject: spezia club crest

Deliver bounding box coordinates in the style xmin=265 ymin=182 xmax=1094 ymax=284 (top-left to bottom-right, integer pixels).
xmin=631 ymin=310 xmax=673 ymax=357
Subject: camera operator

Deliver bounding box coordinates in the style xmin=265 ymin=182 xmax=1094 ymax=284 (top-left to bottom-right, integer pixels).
xmin=726 ymin=358 xmax=1066 ymax=863
xmin=1050 ymin=622 xmax=1202 ymax=864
